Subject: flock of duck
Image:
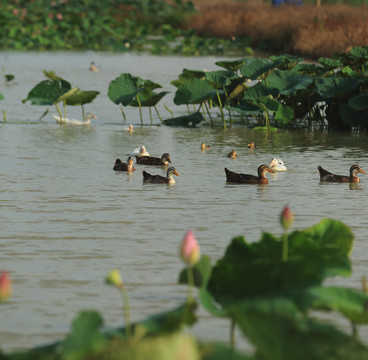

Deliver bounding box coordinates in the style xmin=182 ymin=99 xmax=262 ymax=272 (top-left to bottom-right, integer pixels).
xmin=113 ymin=140 xmax=366 ymax=185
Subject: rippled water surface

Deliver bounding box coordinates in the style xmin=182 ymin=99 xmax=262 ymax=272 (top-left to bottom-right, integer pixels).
xmin=1 ymin=52 xmax=368 ymax=351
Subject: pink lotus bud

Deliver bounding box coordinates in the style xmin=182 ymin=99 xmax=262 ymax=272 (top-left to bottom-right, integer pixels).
xmin=180 ymin=230 xmax=200 ymax=266
xmin=280 ymin=205 xmax=294 ymax=231
xmin=0 ymin=271 xmax=12 ymax=302
xmin=105 ymin=269 xmax=123 ymax=288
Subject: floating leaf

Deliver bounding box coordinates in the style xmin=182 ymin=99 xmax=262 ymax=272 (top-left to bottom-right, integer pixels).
xmin=163 ymin=112 xmax=203 ymax=127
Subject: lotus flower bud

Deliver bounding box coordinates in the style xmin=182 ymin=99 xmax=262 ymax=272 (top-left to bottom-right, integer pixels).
xmin=180 ymin=230 xmax=200 ymax=266
xmin=0 ymin=271 xmax=12 ymax=302
xmin=105 ymin=269 xmax=123 ymax=288
xmin=280 ymin=205 xmax=294 ymax=231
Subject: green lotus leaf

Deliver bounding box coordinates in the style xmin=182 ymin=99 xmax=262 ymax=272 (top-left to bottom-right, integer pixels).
xmin=315 ymin=76 xmax=360 ymax=99
xmin=240 ymin=58 xmax=280 ymax=80
xmin=339 ymin=103 xmax=368 ymax=127
xmin=232 ymin=305 xmax=368 ymax=360
xmin=267 ymin=70 xmax=314 ymax=96
xmin=131 ymin=90 xmax=169 ymax=107
xmin=54 ymin=87 xmax=79 ymax=104
xmin=65 ymin=90 xmax=100 ymax=106
xmin=318 ymin=57 xmax=343 ymax=70
xmin=215 ymin=58 xmax=246 ymax=71
xmin=23 ymin=79 xmax=72 ymax=105
xmin=228 ymin=100 xmax=263 ymax=115
xmin=204 ymin=70 xmax=237 ymax=88
xmin=163 ymin=112 xmax=204 ymax=127
xmin=107 ymin=73 xmax=144 ymax=106
xmin=292 ymin=63 xmax=327 ymax=77
xmin=275 ymin=104 xmax=294 ymax=124
xmin=136 ymin=77 xmax=163 ymax=91
xmin=350 ymin=46 xmax=368 ymax=60
xmin=349 ymin=92 xmax=368 ymax=110
xmin=270 ymin=54 xmax=303 ymax=70
xmin=295 ymin=286 xmax=368 ymax=324
xmin=243 ymin=83 xmax=279 ymax=103
xmin=173 ymin=79 xmax=216 ymax=105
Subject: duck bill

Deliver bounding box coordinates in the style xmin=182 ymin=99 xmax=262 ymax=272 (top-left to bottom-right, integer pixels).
xmin=168 ymin=156 xmax=172 ymax=163
xmin=360 ymin=169 xmax=367 ymax=174
xmin=268 ymin=168 xmax=276 ymax=173
xmin=173 ymin=170 xmax=180 ymax=176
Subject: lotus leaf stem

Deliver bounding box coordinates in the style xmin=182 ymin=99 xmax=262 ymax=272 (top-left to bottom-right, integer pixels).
xmin=215 ymin=89 xmax=226 ymax=130
xmin=55 ymin=103 xmax=63 ymax=122
xmin=204 ymin=102 xmax=213 ymax=127
xmin=119 ymin=286 xmax=131 ymax=339
xmin=121 ymin=106 xmax=127 ymax=121
xmin=230 ymin=319 xmax=236 ymax=347
xmin=186 ymin=104 xmax=190 ymax=115
xmin=81 ymin=105 xmax=85 ymax=121
xmin=136 ymin=95 xmax=143 ymax=125
xmin=154 ymin=106 xmax=162 ymax=123
xmin=149 ymin=106 xmax=153 ymax=125
xmin=2 ymin=110 xmax=6 ymax=122
xmin=201 ymin=103 xmax=207 ymax=121
xmin=164 ymin=104 xmax=174 ymax=118
xmin=186 ymin=266 xmax=195 ymax=303
xmin=282 ymin=232 xmax=288 ymax=262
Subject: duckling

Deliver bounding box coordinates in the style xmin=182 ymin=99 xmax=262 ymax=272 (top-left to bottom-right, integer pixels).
xmin=89 ymin=61 xmax=100 ymax=71
xmin=269 ymin=157 xmax=287 ymax=171
xmin=227 ymin=149 xmax=237 ymax=159
xmin=318 ymin=164 xmax=366 ymax=183
xmin=201 ymin=142 xmax=211 ymax=150
xmin=113 ymin=157 xmax=135 ymax=172
xmin=247 ymin=142 xmax=256 ymax=150
xmin=225 ymin=164 xmax=274 ymax=184
xmin=142 ymin=166 xmax=180 ymax=184
xmin=136 ymin=153 xmax=172 ymax=166
xmin=132 ymin=145 xmax=150 ymax=157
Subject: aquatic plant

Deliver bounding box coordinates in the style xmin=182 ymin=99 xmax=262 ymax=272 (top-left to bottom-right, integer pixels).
xmin=2 ymin=209 xmax=368 ymax=359
xmin=22 ymin=78 xmax=99 ymax=121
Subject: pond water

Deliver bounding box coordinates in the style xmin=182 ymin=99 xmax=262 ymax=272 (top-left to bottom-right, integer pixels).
xmin=1 ymin=52 xmax=368 ymax=352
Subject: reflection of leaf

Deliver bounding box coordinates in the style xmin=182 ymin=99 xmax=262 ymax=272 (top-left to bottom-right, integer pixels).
xmin=22 ymin=79 xmax=72 ymax=105
xmin=163 ymin=112 xmax=203 ymax=127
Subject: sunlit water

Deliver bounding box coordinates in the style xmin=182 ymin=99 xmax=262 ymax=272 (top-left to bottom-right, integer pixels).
xmin=1 ymin=52 xmax=368 ymax=352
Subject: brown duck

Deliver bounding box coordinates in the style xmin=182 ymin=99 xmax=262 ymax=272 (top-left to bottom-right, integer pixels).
xmin=136 ymin=153 xmax=172 ymax=166
xmin=225 ymin=164 xmax=274 ymax=184
xmin=318 ymin=164 xmax=366 ymax=183
xmin=227 ymin=149 xmax=237 ymax=159
xmin=113 ymin=157 xmax=135 ymax=172
xmin=142 ymin=166 xmax=180 ymax=184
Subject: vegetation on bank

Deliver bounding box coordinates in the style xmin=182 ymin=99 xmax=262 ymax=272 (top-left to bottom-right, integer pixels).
xmin=1 ymin=0 xmax=368 ymax=59
xmin=2 ymin=207 xmax=368 ymax=359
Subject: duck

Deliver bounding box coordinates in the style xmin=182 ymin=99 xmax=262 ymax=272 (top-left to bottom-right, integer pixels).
xmin=113 ymin=157 xmax=135 ymax=172
xmin=225 ymin=164 xmax=275 ymax=184
xmin=142 ymin=166 xmax=180 ymax=184
xmin=136 ymin=153 xmax=172 ymax=166
xmin=227 ymin=149 xmax=237 ymax=159
xmin=318 ymin=164 xmax=366 ymax=183
xmin=132 ymin=145 xmax=150 ymax=157
xmin=269 ymin=157 xmax=287 ymax=171
xmin=201 ymin=142 xmax=211 ymax=150
xmin=52 ymin=112 xmax=97 ymax=125
xmin=128 ymin=124 xmax=134 ymax=133
xmin=247 ymin=142 xmax=256 ymax=149
xmin=89 ymin=62 xmax=100 ymax=71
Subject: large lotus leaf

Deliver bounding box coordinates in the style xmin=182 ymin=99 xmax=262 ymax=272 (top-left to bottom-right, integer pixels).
xmin=171 ymin=69 xmax=206 ymax=89
xmin=54 ymin=87 xmax=79 ymax=104
xmin=23 ymin=79 xmax=72 ymax=105
xmin=204 ymin=70 xmax=237 ymax=88
xmin=295 ymin=286 xmax=368 ymax=324
xmin=163 ymin=112 xmax=204 ymax=127
xmin=318 ymin=57 xmax=343 ymax=70
xmin=243 ymin=83 xmax=279 ymax=103
xmin=232 ymin=305 xmax=368 ymax=360
xmin=315 ymin=76 xmax=360 ymax=99
xmin=173 ymin=79 xmax=217 ymax=105
xmin=240 ymin=58 xmax=280 ymax=80
xmin=228 ymin=100 xmax=263 ymax=115
xmin=108 ymin=73 xmax=143 ymax=106
xmin=339 ymin=103 xmax=368 ymax=127
xmin=130 ymin=90 xmax=169 ymax=107
xmin=275 ymin=104 xmax=294 ymax=124
xmin=292 ymin=63 xmax=328 ymax=77
xmin=65 ymin=90 xmax=100 ymax=106
xmin=207 ymin=219 xmax=353 ymax=305
xmin=215 ymin=58 xmax=246 ymax=72
xmin=267 ymin=70 xmax=314 ymax=96
xmin=349 ymin=92 xmax=368 ymax=110
xmin=136 ymin=77 xmax=163 ymax=91
xmin=270 ymin=54 xmax=303 ymax=70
